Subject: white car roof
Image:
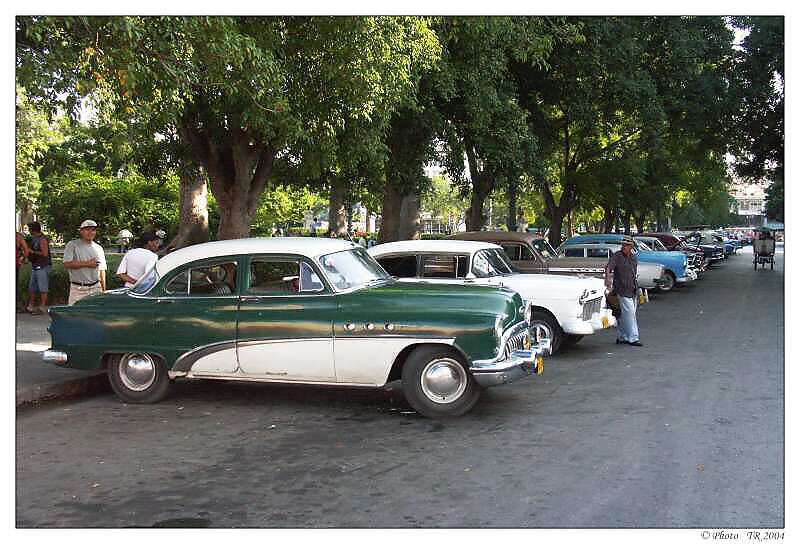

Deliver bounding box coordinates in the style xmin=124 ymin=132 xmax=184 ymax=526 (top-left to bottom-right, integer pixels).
xmin=156 ymin=237 xmax=357 ymax=276
xmin=368 ymin=239 xmax=500 ymax=257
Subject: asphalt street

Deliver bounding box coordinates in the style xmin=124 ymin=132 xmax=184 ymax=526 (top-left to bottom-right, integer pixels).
xmin=16 ymin=246 xmax=784 ymax=528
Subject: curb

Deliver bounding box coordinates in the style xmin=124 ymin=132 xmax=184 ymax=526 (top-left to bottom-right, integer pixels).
xmin=16 ymin=372 xmax=109 ymax=408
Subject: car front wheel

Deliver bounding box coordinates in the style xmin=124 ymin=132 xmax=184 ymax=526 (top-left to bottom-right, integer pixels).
xmin=530 ymin=311 xmax=563 ymax=354
xmin=107 ymin=352 xmax=171 ymax=403
xmin=401 ymin=346 xmax=481 ymax=418
xmin=658 ymin=271 xmax=676 ymax=292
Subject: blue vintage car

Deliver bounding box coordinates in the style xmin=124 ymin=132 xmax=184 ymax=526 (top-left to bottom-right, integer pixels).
xmin=559 ymin=234 xmax=690 ymax=291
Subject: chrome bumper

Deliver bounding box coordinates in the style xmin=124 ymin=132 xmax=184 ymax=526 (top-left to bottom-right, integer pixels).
xmin=42 ymin=350 xmax=68 ymax=365
xmin=469 ymin=348 xmax=544 ymax=387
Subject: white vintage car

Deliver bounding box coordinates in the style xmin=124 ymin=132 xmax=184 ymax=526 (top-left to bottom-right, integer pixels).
xmin=369 ymin=240 xmax=617 ymax=354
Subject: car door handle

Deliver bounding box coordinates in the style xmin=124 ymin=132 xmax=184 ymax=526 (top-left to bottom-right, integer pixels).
xmin=241 ymin=296 xmax=261 ymax=302
xmin=155 ymin=299 xmax=173 ymax=304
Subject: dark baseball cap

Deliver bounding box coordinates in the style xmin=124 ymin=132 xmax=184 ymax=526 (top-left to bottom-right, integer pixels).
xmin=141 ymin=232 xmax=160 ymax=243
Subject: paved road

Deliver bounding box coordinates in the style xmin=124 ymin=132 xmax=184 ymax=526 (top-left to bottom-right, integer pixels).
xmin=16 ymin=247 xmax=783 ymax=528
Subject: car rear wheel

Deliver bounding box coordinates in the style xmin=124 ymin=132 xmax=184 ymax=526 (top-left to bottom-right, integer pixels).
xmin=658 ymin=271 xmax=676 ymax=292
xmin=530 ymin=311 xmax=563 ymax=354
xmin=108 ymin=352 xmax=171 ymax=403
xmin=401 ymin=346 xmax=480 ymax=418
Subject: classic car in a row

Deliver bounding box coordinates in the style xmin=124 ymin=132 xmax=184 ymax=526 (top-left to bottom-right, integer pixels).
xmin=559 ymin=234 xmax=690 ymax=291
xmin=635 ymin=236 xmax=705 ymax=279
xmin=555 ymin=243 xmax=669 ymax=291
xmin=368 ymin=240 xmax=616 ymax=354
xmin=450 ymin=230 xmax=667 ymax=293
xmin=43 ymin=238 xmax=547 ymax=418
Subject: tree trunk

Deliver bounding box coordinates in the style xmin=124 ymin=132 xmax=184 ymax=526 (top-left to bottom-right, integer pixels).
xmin=180 ymin=108 xmax=275 ymax=241
xmin=20 ymin=200 xmax=35 ymax=229
xmin=635 ymin=213 xmax=647 ymax=235
xmin=506 ymin=180 xmax=518 ymax=232
xmin=398 ymin=192 xmax=421 ymax=240
xmin=602 ymin=205 xmax=618 ymax=233
xmin=328 ymin=176 xmax=348 ymax=236
xmin=623 ymin=212 xmax=632 ymax=235
xmin=164 ymin=169 xmax=210 ymax=251
xmin=466 ymin=183 xmax=490 ymax=232
xmin=541 ymin=180 xmax=576 ymax=248
xmin=379 ymin=182 xmax=403 ymax=243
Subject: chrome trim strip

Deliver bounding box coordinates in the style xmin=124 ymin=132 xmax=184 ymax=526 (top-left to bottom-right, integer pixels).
xmin=548 ymin=267 xmax=605 ymax=273
xmin=176 ymin=373 xmax=383 ymax=387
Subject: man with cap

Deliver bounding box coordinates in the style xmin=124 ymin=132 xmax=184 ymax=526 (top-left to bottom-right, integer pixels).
xmin=605 ymin=237 xmax=643 ymax=347
xmin=116 ymin=232 xmax=160 ymax=288
xmin=63 ymin=220 xmax=107 ymax=305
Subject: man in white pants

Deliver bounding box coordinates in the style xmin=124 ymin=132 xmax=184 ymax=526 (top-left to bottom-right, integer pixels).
xmin=605 ymin=238 xmax=642 ymax=347
xmin=116 ymin=232 xmax=160 ymax=288
xmin=63 ymin=219 xmax=107 ymax=305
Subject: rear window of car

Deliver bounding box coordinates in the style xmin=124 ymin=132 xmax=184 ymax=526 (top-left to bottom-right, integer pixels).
xmin=421 ymin=254 xmax=469 ymax=279
xmin=586 ymin=248 xmax=610 ymax=258
xmin=563 ymin=248 xmax=584 ymax=258
xmin=377 ymin=255 xmax=417 ymax=278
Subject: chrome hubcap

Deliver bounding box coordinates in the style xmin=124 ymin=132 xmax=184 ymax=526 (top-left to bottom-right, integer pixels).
xmin=531 ymin=322 xmax=552 ymax=344
xmin=119 ymin=353 xmax=156 ymax=392
xmin=420 ymin=358 xmax=467 ymax=404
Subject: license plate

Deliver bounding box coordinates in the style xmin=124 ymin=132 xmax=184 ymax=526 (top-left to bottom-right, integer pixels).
xmin=601 ymin=316 xmax=609 ymax=328
xmin=536 ymin=356 xmax=544 ymax=375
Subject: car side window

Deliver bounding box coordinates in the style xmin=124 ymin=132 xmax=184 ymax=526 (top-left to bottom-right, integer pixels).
xmin=586 ymin=248 xmax=609 ymax=258
xmin=377 ymin=255 xmax=418 ymax=278
xmin=165 ymin=271 xmax=189 ymax=295
xmin=166 ymin=261 xmax=238 ymax=297
xmin=248 ymin=259 xmax=302 ymax=295
xmin=500 ymin=244 xmax=521 ymax=261
xmin=190 ymin=262 xmax=238 ymax=296
xmin=563 ymin=248 xmax=584 ymax=258
xmin=421 ymin=254 xmax=467 ymax=279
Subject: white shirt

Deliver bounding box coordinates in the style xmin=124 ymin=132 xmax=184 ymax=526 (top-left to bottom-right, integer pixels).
xmin=116 ymin=248 xmax=158 ymax=288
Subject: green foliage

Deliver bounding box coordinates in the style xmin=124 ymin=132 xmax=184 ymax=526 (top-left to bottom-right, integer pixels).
xmin=15 ymin=86 xmax=62 ymax=211
xmin=764 ymin=179 xmax=784 ymax=222
xmin=17 ymin=16 xmax=442 ymax=239
xmin=37 ymin=170 xmax=180 ymax=243
xmin=728 ymin=17 xmax=784 ymax=184
xmin=420 ymin=175 xmax=468 ymax=221
xmin=251 ymin=186 xmax=327 ymax=236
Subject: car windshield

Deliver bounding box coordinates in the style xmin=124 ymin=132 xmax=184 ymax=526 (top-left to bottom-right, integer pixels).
xmin=532 ymin=239 xmax=558 ymax=259
xmin=651 ymin=239 xmax=668 ymax=251
xmin=318 ymin=247 xmax=391 ymax=292
xmin=634 ymin=240 xmax=651 ymax=251
xmin=130 ymin=266 xmax=158 ymax=294
xmin=472 ymin=248 xmax=514 ymax=278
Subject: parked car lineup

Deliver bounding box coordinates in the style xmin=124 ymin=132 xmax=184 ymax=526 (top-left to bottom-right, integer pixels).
xmin=559 ymin=233 xmax=691 ymax=292
xmin=367 ymin=240 xmax=615 ymax=354
xmin=42 ymin=230 xmax=734 ymax=418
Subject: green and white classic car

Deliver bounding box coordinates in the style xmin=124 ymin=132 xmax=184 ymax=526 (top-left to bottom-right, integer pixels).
xmin=43 ymin=238 xmax=546 ymax=417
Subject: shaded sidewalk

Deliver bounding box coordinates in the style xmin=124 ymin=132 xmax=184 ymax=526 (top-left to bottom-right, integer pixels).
xmin=15 ymin=312 xmax=106 ymax=407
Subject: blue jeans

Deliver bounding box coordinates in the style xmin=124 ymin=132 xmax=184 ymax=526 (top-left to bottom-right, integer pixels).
xmin=28 ymin=266 xmax=51 ymax=293
xmin=617 ymin=295 xmax=639 ymax=343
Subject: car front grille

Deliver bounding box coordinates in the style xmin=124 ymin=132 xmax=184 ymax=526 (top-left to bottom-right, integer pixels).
xmin=504 ymin=328 xmax=530 ymax=359
xmin=581 ymin=296 xmax=603 ymax=321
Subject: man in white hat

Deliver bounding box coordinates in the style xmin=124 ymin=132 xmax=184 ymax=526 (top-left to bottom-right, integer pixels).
xmin=63 ymin=219 xmax=108 ymax=305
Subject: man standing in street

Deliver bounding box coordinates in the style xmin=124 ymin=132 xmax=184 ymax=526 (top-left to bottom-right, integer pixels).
xmin=116 ymin=232 xmax=160 ymax=288
xmin=605 ymin=238 xmax=643 ymax=347
xmin=63 ymin=219 xmax=107 ymax=305
xmin=26 ymin=222 xmax=51 ymax=315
